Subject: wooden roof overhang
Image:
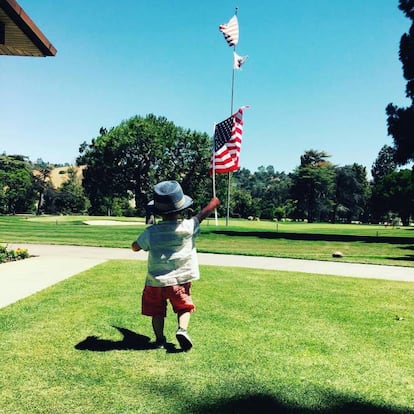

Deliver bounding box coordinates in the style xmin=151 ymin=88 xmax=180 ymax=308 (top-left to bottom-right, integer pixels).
xmin=0 ymin=0 xmax=56 ymax=57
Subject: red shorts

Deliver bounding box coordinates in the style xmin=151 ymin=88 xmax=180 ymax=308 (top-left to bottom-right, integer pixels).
xmin=141 ymin=282 xmax=195 ymax=318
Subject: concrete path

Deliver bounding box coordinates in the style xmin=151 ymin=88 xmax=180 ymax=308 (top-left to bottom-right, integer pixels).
xmin=1 ymin=243 xmax=413 ymax=309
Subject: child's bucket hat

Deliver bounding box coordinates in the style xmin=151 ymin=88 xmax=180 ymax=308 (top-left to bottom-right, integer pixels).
xmin=147 ymin=180 xmax=193 ymax=215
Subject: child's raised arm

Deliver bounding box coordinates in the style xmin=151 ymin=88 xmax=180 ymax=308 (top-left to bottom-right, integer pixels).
xmin=195 ymin=197 xmax=220 ymax=223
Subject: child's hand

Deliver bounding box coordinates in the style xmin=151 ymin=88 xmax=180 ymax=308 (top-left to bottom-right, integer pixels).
xmin=131 ymin=241 xmax=141 ymax=252
xmin=196 ymin=197 xmax=220 ymax=223
xmin=211 ymin=197 xmax=220 ymax=207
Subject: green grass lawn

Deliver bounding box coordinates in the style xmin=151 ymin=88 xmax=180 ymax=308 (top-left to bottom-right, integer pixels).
xmin=1 ymin=215 xmax=414 ymax=267
xmin=1 ymin=261 xmax=413 ymax=413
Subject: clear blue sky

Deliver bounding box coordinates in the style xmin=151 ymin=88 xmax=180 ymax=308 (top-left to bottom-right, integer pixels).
xmin=0 ymin=0 xmax=411 ymax=175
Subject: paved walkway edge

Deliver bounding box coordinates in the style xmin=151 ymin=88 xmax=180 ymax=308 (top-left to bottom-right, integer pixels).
xmin=1 ymin=243 xmax=413 ymax=309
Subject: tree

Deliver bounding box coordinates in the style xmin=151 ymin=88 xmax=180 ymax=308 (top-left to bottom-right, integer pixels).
xmin=260 ymin=171 xmax=291 ymax=219
xmin=78 ymin=114 xmax=212 ymax=215
xmin=56 ymin=168 xmax=89 ymax=214
xmin=371 ymin=169 xmax=414 ymax=225
xmin=0 ymin=155 xmax=36 ymax=214
xmin=230 ymin=187 xmax=254 ymax=218
xmin=233 ymin=166 xmax=291 ymax=219
xmin=290 ymin=150 xmax=335 ymax=222
xmin=33 ymin=165 xmax=53 ymax=214
xmin=332 ymin=164 xmax=370 ymax=223
xmin=386 ymin=0 xmax=414 ymax=164
xmin=41 ymin=168 xmax=89 ymax=214
xmin=371 ymin=145 xmax=397 ymax=184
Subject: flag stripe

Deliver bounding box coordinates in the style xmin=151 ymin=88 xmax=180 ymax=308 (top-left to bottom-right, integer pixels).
xmin=210 ymin=107 xmax=247 ymax=174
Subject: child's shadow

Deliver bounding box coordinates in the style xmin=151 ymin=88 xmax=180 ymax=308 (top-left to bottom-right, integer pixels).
xmin=75 ymin=326 xmax=183 ymax=353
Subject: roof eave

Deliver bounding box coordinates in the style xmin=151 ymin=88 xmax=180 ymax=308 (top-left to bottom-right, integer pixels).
xmin=0 ymin=0 xmax=57 ymax=57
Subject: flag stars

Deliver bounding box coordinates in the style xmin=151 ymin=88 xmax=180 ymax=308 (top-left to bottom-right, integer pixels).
xmin=215 ymin=117 xmax=234 ymax=151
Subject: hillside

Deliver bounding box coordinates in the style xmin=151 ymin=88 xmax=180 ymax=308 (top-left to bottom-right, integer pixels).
xmin=33 ymin=166 xmax=85 ymax=189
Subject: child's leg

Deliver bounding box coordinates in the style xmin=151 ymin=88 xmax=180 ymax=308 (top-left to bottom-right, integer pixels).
xmin=177 ymin=310 xmax=190 ymax=330
xmin=176 ymin=310 xmax=192 ymax=351
xmin=142 ymin=286 xmax=167 ymax=344
xmin=168 ymin=283 xmax=194 ymax=350
xmin=152 ymin=316 xmax=165 ymax=341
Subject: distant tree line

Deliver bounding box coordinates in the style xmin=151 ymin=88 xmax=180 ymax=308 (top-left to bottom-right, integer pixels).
xmin=1 ymin=0 xmax=413 ymax=224
xmin=1 ymin=141 xmax=413 ymax=225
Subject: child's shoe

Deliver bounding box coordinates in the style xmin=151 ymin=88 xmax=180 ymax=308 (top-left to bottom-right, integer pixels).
xmin=153 ymin=336 xmax=167 ymax=349
xmin=176 ymin=328 xmax=192 ymax=351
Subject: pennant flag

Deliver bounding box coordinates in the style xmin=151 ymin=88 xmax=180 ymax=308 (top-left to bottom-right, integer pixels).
xmin=233 ymin=51 xmax=248 ymax=69
xmin=210 ymin=106 xmax=248 ymax=174
xmin=219 ymin=15 xmax=239 ymax=47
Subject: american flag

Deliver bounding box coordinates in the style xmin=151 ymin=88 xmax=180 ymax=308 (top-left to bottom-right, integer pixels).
xmin=210 ymin=107 xmax=247 ymax=174
xmin=233 ymin=51 xmax=248 ymax=70
xmin=219 ymin=15 xmax=239 ymax=47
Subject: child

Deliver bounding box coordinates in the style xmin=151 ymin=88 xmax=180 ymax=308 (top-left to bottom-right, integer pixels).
xmin=132 ymin=180 xmax=220 ymax=351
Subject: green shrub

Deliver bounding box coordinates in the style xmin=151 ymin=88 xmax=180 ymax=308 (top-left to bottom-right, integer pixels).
xmin=16 ymin=248 xmax=29 ymax=259
xmin=0 ymin=244 xmax=29 ymax=263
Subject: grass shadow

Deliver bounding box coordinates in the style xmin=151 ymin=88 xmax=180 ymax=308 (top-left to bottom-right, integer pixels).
xmin=191 ymin=393 xmax=409 ymax=414
xmin=74 ymin=325 xmax=181 ymax=353
xmin=386 ymin=245 xmax=414 ymax=262
xmin=387 ymin=255 xmax=414 ymax=262
xmin=212 ymin=230 xmax=414 ymax=245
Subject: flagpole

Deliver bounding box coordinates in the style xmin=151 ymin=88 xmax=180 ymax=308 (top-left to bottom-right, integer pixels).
xmin=231 ymin=7 xmax=238 ymax=115
xmin=212 ymin=123 xmax=219 ymax=226
xmin=225 ymin=7 xmax=238 ymax=227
